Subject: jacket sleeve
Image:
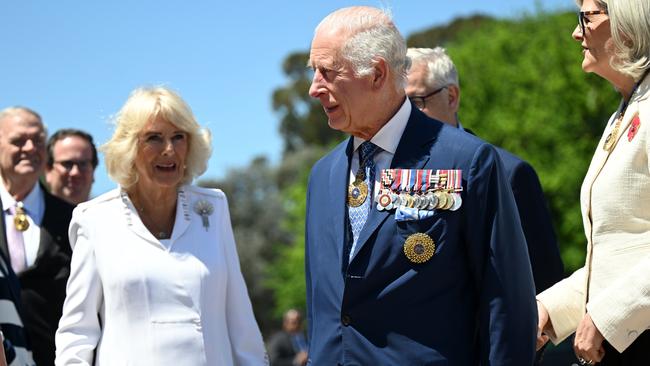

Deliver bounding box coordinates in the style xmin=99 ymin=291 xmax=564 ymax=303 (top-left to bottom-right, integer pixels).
xmin=509 ymin=161 xmax=564 ymax=294
xmin=464 ymin=144 xmax=537 ymax=365
xmin=220 ymin=195 xmax=268 ymax=366
xmin=55 ymin=209 xmax=102 ymax=366
xmin=536 ymin=267 xmax=587 ymax=344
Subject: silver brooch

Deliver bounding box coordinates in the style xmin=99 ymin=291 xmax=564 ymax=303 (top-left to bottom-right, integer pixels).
xmin=193 ymin=200 xmax=214 ymax=231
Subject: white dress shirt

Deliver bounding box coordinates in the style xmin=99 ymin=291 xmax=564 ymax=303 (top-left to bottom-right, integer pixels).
xmin=0 ymin=183 xmax=45 ymax=267
xmin=55 ymin=185 xmax=267 ymax=365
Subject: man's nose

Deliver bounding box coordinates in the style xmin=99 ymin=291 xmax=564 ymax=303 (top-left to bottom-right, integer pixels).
xmin=309 ymin=70 xmax=325 ymax=98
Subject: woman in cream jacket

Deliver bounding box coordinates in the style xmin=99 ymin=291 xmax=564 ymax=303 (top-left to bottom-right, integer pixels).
xmin=536 ymin=0 xmax=650 ymax=364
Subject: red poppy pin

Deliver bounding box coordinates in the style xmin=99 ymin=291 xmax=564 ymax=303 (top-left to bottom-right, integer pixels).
xmin=628 ymin=114 xmax=641 ymax=142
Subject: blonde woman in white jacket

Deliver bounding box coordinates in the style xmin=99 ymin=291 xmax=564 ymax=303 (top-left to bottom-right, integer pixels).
xmin=55 ymin=87 xmax=267 ymax=365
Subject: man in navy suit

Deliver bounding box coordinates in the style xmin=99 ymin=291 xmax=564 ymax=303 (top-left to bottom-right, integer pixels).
xmin=405 ymin=47 xmax=564 ymax=294
xmin=305 ymin=6 xmax=537 ymax=365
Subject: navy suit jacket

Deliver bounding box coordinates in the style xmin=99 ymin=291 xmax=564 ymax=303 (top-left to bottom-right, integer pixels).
xmin=494 ymin=148 xmax=564 ymax=294
xmin=305 ymin=107 xmax=537 ymax=365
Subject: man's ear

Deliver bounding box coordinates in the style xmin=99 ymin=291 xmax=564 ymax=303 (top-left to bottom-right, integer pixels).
xmin=371 ymin=58 xmax=389 ymax=90
xmin=448 ymin=84 xmax=461 ymax=113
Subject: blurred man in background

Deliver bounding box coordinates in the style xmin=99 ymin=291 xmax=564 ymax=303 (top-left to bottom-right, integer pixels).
xmin=268 ymin=309 xmax=308 ymax=366
xmin=45 ymin=129 xmax=97 ymax=205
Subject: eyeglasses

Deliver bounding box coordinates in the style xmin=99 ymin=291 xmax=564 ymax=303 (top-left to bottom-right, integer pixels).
xmin=54 ymin=160 xmax=93 ymax=172
xmin=578 ymin=10 xmax=608 ymax=35
xmin=409 ymin=86 xmax=447 ymax=110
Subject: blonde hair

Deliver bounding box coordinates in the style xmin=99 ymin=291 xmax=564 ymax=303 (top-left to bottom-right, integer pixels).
xmin=102 ymin=86 xmax=212 ymax=188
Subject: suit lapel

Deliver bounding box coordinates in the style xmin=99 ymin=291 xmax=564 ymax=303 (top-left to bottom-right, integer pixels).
xmin=350 ymin=109 xmax=439 ymax=262
xmin=170 ymin=188 xmax=191 ymax=245
xmin=331 ymin=138 xmax=354 ymax=267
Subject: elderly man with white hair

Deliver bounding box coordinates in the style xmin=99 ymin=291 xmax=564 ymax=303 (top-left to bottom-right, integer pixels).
xmin=304 ymin=6 xmax=537 ymax=365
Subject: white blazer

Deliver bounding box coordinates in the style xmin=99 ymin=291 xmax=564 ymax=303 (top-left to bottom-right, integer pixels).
xmin=538 ymin=76 xmax=650 ymax=352
xmin=55 ymin=185 xmax=267 ymax=365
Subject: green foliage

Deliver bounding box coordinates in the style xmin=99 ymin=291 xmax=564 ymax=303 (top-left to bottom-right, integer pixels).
xmin=265 ymin=146 xmax=326 ymax=318
xmin=198 ymin=156 xmax=291 ymax=335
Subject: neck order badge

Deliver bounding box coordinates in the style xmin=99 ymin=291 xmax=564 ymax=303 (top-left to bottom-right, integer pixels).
xmin=14 ymin=202 xmax=29 ymax=231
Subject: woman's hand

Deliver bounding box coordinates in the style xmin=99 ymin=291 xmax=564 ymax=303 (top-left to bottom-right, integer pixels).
xmin=536 ymin=301 xmax=551 ymax=350
xmin=574 ymin=313 xmax=605 ymax=364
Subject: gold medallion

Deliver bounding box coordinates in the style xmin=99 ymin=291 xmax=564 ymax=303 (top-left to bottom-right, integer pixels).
xmin=14 ymin=212 xmax=29 ymax=231
xmin=348 ymin=180 xmax=368 ymax=207
xmin=403 ymin=233 xmax=435 ymax=264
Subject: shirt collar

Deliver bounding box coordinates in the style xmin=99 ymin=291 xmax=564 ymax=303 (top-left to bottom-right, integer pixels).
xmin=353 ymin=97 xmax=411 ymax=154
xmin=0 ymin=181 xmax=43 ymax=215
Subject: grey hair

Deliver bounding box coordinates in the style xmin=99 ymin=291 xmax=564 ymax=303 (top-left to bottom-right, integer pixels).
xmin=0 ymin=106 xmax=48 ymax=136
xmin=576 ymin=0 xmax=650 ymax=80
xmin=407 ymin=47 xmax=459 ymax=89
xmin=315 ymin=6 xmax=409 ymax=90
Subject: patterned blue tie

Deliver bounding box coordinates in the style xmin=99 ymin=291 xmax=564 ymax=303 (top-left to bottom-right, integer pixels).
xmin=348 ymin=141 xmax=380 ymax=261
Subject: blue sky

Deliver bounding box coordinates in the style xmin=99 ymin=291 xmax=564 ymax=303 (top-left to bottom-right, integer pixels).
xmin=0 ymin=0 xmax=572 ymax=197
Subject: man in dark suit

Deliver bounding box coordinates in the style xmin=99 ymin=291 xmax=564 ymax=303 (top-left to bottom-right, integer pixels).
xmin=268 ymin=309 xmax=308 ymax=366
xmin=405 ymin=47 xmax=564 ymax=294
xmin=0 ymin=107 xmax=74 ymax=365
xmin=305 ymin=6 xmax=537 ymax=365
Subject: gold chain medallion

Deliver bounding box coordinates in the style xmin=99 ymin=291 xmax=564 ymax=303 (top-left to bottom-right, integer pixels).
xmin=348 ymin=180 xmax=368 ymax=207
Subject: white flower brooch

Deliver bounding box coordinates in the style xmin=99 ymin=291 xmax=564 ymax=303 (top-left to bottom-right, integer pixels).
xmin=193 ymin=200 xmax=214 ymax=231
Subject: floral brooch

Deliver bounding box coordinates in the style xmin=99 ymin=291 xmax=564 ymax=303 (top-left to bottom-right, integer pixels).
xmin=193 ymin=200 xmax=214 ymax=231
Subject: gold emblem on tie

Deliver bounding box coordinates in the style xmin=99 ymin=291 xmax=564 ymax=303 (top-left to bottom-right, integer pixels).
xmin=14 ymin=202 xmax=29 ymax=232
xmin=347 ymin=178 xmax=369 ymax=207
xmin=403 ymin=233 xmax=435 ymax=264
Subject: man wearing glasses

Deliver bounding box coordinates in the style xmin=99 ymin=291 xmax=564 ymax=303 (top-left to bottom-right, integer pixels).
xmin=45 ymin=129 xmax=98 ymax=205
xmin=0 ymin=107 xmax=73 ymax=365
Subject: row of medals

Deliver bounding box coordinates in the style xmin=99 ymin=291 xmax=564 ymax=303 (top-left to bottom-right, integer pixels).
xmin=347 ymin=169 xmax=463 ymax=264
xmin=375 ymin=170 xmax=462 ymax=212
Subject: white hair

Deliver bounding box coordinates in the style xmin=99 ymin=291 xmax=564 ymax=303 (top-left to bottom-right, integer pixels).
xmin=315 ymin=6 xmax=409 ymax=90
xmin=576 ymin=0 xmax=650 ymax=80
xmin=407 ymin=47 xmax=459 ymax=90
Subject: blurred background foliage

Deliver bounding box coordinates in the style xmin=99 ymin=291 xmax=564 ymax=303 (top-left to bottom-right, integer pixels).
xmin=200 ymin=9 xmax=618 ymax=336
